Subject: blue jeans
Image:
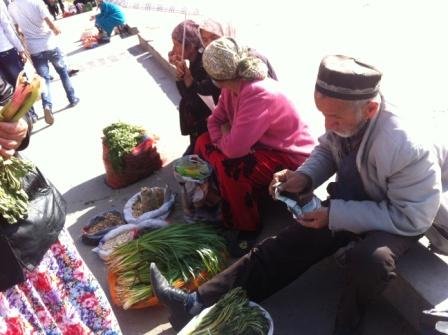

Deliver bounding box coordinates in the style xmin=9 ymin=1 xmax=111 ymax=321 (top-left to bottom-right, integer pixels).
xmin=30 ymin=47 xmax=77 ymax=109
xmin=0 ymin=48 xmax=23 ymax=85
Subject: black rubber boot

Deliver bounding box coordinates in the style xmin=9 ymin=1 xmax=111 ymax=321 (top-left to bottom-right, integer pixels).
xmin=149 ymin=263 xmax=193 ymax=331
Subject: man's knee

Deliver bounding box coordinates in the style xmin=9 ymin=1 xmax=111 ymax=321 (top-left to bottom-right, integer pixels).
xmin=348 ymin=244 xmax=397 ymax=281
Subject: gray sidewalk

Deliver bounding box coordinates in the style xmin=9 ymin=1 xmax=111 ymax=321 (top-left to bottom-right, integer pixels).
xmin=20 ymin=5 xmax=446 ymax=335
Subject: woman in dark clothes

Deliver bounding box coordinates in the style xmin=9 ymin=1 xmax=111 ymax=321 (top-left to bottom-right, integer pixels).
xmin=168 ymin=20 xmax=221 ymax=155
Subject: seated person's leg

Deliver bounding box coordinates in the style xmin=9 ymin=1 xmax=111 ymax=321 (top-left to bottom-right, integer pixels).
xmin=194 ymin=133 xmax=300 ymax=234
xmin=150 ymin=223 xmax=343 ymax=331
xmin=334 ymin=231 xmax=419 ymax=333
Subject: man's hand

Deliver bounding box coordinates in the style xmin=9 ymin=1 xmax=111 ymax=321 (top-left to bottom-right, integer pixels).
xmin=297 ymin=207 xmax=329 ymax=229
xmin=269 ymin=169 xmax=312 ymax=199
xmin=0 ymin=119 xmax=28 ymax=158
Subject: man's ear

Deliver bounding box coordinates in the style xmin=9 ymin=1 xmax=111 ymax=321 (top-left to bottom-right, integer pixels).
xmin=365 ymin=101 xmax=379 ymax=119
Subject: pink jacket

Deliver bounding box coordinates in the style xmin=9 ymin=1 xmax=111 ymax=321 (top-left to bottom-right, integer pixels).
xmin=208 ymin=78 xmax=315 ymax=159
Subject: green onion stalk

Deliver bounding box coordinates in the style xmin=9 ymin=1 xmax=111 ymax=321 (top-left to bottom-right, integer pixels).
xmin=107 ymin=223 xmax=227 ymax=309
xmin=0 ymin=156 xmax=34 ymax=224
xmin=186 ymin=287 xmax=270 ymax=335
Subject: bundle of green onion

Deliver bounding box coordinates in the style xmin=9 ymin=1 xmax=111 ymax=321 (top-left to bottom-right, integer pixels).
xmin=185 ymin=287 xmax=270 ymax=335
xmin=0 ymin=156 xmax=34 ymax=224
xmin=107 ymin=223 xmax=227 ymax=309
xmin=103 ymin=122 xmax=146 ymax=172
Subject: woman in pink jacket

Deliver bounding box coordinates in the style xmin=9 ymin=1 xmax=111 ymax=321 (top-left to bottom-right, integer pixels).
xmin=195 ymin=37 xmax=315 ymax=256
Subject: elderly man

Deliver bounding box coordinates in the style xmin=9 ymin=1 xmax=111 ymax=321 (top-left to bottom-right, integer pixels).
xmin=150 ymin=55 xmax=447 ymax=334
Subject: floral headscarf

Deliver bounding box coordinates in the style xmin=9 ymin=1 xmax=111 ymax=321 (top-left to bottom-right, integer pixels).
xmin=202 ymin=37 xmax=267 ymax=81
xmin=199 ymin=18 xmax=236 ymax=39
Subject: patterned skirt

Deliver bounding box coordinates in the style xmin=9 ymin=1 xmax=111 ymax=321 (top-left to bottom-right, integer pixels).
xmin=0 ymin=229 xmax=121 ymax=335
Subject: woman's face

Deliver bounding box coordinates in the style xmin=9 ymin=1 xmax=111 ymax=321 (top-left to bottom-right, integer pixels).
xmin=199 ymin=30 xmax=220 ymax=47
xmin=171 ymin=39 xmax=197 ymax=60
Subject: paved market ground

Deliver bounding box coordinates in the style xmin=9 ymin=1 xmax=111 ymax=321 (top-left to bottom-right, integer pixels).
xmin=21 ymin=2 xmax=447 ymax=334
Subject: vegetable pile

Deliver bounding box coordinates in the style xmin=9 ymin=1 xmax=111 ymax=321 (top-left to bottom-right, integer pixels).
xmin=107 ymin=223 xmax=227 ymax=309
xmin=132 ymin=186 xmax=165 ymax=217
xmin=84 ymin=211 xmax=125 ymax=234
xmin=0 ymin=156 xmax=34 ymax=224
xmin=103 ymin=122 xmax=146 ymax=172
xmin=185 ymin=287 xmax=270 ymax=335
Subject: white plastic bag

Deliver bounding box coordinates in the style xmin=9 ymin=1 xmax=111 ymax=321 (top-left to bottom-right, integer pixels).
xmin=123 ymin=186 xmax=176 ymax=225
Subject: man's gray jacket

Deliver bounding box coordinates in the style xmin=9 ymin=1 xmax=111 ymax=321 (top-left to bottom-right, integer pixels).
xmin=298 ymin=100 xmax=446 ymax=238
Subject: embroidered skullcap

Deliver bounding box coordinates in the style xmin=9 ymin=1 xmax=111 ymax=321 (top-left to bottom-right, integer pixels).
xmin=315 ymin=55 xmax=382 ymax=100
xmin=171 ymin=20 xmax=201 ymax=49
xmin=199 ymin=17 xmax=236 ymax=39
xmin=202 ymin=37 xmax=268 ymax=81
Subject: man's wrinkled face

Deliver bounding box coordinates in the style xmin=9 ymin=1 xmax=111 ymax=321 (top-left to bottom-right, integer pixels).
xmin=314 ymin=91 xmax=368 ymax=138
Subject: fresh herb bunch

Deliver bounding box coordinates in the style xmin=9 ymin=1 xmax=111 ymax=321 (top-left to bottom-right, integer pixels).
xmin=0 ymin=156 xmax=34 ymax=224
xmin=103 ymin=122 xmax=146 ymax=172
xmin=107 ymin=223 xmax=227 ymax=309
xmin=188 ymin=287 xmax=270 ymax=335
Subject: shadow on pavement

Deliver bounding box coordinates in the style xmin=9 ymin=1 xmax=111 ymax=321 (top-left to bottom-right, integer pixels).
xmin=133 ymin=47 xmax=180 ymax=107
xmin=64 ymin=162 xmax=183 ymax=334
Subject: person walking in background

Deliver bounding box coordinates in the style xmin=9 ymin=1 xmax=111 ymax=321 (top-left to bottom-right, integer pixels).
xmin=0 ymin=1 xmax=39 ymax=123
xmin=8 ymin=0 xmax=80 ymax=125
xmin=42 ymin=0 xmax=58 ymax=20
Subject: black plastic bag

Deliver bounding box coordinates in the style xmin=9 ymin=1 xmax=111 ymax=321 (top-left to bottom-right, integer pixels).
xmin=0 ymin=166 xmax=66 ymax=291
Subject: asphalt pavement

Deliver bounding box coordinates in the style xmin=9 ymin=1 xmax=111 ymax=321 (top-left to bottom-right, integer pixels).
xmin=19 ymin=4 xmax=448 ymax=334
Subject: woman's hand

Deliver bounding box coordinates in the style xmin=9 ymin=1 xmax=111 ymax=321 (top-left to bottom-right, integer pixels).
xmin=168 ymin=50 xmax=179 ymax=65
xmin=0 ymin=119 xmax=28 ymax=158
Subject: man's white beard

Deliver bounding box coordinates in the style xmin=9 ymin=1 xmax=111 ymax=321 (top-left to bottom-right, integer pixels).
xmin=332 ymin=130 xmax=354 ymax=138
xmin=332 ymin=118 xmax=368 ymax=138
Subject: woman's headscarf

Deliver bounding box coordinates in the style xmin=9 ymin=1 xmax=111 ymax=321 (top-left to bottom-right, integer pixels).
xmin=171 ymin=20 xmax=202 ymax=49
xmin=202 ymin=37 xmax=267 ymax=81
xmin=199 ymin=17 xmax=236 ymax=39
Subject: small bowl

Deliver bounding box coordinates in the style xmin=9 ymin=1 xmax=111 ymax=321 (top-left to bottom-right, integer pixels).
xmin=81 ymin=210 xmax=125 ymax=246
